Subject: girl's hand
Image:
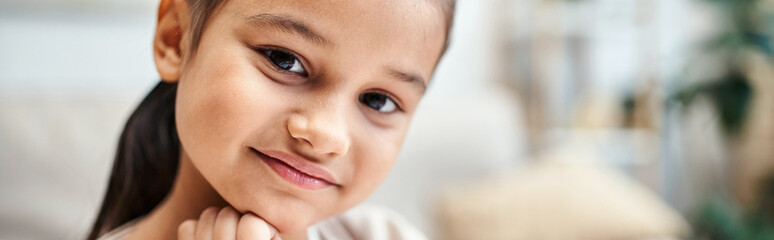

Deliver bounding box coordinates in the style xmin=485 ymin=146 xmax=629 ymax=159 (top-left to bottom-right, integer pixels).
xmin=178 ymin=207 xmax=281 ymax=240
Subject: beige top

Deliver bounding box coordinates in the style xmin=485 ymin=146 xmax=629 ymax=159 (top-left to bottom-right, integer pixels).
xmin=98 ymin=204 xmax=426 ymax=240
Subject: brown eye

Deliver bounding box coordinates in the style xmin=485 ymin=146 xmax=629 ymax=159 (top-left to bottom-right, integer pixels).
xmin=261 ymin=49 xmax=307 ymax=75
xmin=359 ymin=92 xmax=399 ymax=113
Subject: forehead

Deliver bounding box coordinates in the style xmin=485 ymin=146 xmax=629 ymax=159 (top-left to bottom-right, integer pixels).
xmin=216 ymin=0 xmax=448 ymax=79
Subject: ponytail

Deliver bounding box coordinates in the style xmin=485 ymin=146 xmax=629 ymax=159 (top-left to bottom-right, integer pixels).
xmin=87 ymin=1 xmax=226 ymax=238
xmin=87 ymin=81 xmax=180 ymax=239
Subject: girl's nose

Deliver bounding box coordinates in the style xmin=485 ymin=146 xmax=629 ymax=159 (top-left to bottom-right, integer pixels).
xmin=287 ymin=112 xmax=351 ymax=158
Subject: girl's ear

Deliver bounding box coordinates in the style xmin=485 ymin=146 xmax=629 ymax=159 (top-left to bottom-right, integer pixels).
xmin=154 ymin=0 xmax=190 ymax=83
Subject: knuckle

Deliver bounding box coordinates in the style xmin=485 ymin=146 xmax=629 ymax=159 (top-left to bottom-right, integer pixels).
xmin=217 ymin=206 xmax=239 ymax=219
xmin=177 ymin=220 xmax=197 ymax=238
xmin=200 ymin=206 xmax=219 ymax=219
xmin=237 ymin=214 xmax=275 ymax=240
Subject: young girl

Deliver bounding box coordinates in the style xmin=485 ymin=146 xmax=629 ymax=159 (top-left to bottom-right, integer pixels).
xmin=88 ymin=0 xmax=455 ymax=239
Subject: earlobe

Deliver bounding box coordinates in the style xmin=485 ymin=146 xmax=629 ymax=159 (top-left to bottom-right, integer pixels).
xmin=154 ymin=0 xmax=188 ymax=83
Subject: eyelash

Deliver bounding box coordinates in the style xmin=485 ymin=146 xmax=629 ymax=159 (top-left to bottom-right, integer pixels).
xmin=359 ymin=91 xmax=404 ymax=114
xmin=254 ymin=46 xmax=309 ymax=77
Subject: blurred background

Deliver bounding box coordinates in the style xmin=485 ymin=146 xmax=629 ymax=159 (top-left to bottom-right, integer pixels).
xmin=1 ymin=0 xmax=773 ymax=239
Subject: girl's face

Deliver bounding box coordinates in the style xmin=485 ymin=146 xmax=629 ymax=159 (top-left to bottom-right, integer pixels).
xmin=170 ymin=0 xmax=447 ymax=234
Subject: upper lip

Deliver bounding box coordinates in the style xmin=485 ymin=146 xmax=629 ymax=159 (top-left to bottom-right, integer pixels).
xmin=254 ymin=148 xmax=340 ymax=185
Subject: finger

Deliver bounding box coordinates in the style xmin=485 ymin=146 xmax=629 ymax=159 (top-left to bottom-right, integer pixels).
xmin=178 ymin=220 xmax=197 ymax=240
xmin=236 ymin=213 xmax=278 ymax=240
xmin=212 ymin=207 xmax=240 ymax=240
xmin=196 ymin=207 xmax=220 ymax=240
xmin=273 ymin=234 xmax=283 ymax=240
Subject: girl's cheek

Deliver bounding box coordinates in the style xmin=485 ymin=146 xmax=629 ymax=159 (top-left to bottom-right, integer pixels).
xmin=177 ymin=56 xmax=259 ymax=162
xmin=348 ymin=128 xmax=404 ymax=196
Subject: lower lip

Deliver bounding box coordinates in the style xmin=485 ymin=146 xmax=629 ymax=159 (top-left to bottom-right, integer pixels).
xmin=252 ymin=149 xmax=333 ymax=190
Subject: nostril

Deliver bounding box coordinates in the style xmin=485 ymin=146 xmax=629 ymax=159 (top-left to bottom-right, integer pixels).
xmin=286 ymin=113 xmax=350 ymax=157
xmin=297 ymin=137 xmax=315 ymax=149
xmin=319 ymin=135 xmax=350 ymax=157
xmin=301 ymin=130 xmax=349 ymax=157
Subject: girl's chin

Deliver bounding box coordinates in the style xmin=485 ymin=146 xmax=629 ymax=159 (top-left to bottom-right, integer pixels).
xmin=234 ymin=202 xmax=319 ymax=234
xmin=266 ymin=213 xmax=317 ymax=234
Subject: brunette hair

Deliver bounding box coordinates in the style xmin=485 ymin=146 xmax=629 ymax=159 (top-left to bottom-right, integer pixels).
xmin=87 ymin=0 xmax=455 ymax=239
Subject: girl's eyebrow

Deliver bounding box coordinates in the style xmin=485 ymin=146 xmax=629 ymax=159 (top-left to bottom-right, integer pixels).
xmin=245 ymin=13 xmax=331 ymax=47
xmin=386 ymin=68 xmax=427 ymax=94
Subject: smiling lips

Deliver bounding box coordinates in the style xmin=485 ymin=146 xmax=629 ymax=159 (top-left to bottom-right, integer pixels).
xmin=251 ymin=148 xmax=339 ymax=190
